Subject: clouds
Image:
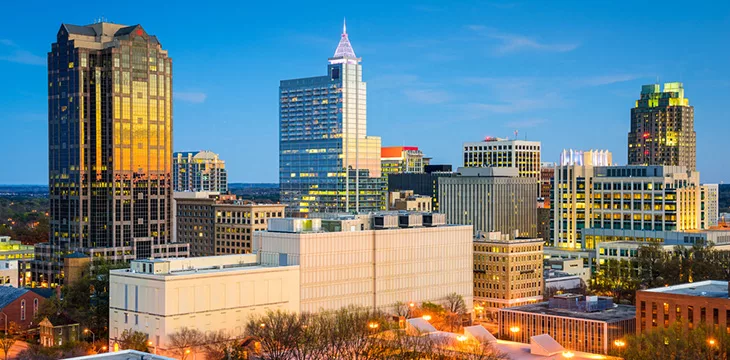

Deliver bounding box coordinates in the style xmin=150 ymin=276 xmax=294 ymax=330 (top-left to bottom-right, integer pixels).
xmin=0 ymin=40 xmax=45 ymax=66
xmin=174 ymin=92 xmax=207 ymax=104
xmin=466 ymin=26 xmax=579 ymax=55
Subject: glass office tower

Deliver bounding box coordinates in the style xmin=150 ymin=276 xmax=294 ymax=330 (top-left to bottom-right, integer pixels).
xmin=279 ymin=21 xmax=383 ymax=216
xmin=38 ymin=23 xmax=187 ymax=286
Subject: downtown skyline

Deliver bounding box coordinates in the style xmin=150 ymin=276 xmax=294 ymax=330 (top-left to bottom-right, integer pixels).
xmin=1 ymin=0 xmax=729 ymax=184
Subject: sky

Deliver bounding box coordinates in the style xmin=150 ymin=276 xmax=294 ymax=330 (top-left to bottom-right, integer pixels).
xmin=1 ymin=0 xmax=729 ymax=184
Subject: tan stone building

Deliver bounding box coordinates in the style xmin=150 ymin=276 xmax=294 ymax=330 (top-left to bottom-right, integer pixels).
xmin=174 ymin=192 xmax=285 ymax=256
xmin=388 ymin=190 xmax=432 ymax=212
xmin=473 ymin=232 xmax=543 ymax=319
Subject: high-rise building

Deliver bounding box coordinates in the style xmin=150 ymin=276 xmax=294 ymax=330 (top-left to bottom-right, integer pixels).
xmin=279 ymin=21 xmax=382 ymax=216
xmin=174 ymin=192 xmax=285 ymax=256
xmin=473 ymin=232 xmax=543 ymax=319
xmin=701 ymin=184 xmax=719 ymax=228
xmin=173 ymin=151 xmax=228 ymax=193
xmin=628 ymin=82 xmax=696 ymax=170
xmin=539 ymin=162 xmax=555 ymax=204
xmin=38 ymin=22 xmax=187 ymax=286
xmin=381 ymin=146 xmax=428 ymax=176
xmin=439 ymin=167 xmax=537 ymax=237
xmin=463 ymin=138 xmax=541 ymax=181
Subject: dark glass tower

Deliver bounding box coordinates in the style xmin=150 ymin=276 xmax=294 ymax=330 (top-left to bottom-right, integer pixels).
xmin=279 ymin=21 xmax=383 ymax=216
xmin=37 ymin=22 xmax=185 ymax=286
xmin=628 ymin=82 xmax=696 ymax=170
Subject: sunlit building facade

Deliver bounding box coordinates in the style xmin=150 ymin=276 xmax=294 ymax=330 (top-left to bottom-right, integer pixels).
xmin=39 ymin=22 xmax=185 ymax=286
xmin=463 ymin=138 xmax=541 ymax=181
xmin=628 ymin=82 xmax=696 ymax=170
xmin=279 ymin=21 xmax=382 ymax=216
xmin=381 ymin=146 xmax=428 ymax=176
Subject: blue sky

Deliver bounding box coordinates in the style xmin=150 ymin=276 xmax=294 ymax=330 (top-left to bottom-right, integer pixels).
xmin=1 ymin=0 xmax=729 ymax=184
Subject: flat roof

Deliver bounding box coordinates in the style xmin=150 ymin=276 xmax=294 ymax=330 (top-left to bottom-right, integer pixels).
xmin=643 ymin=280 xmax=729 ymax=299
xmin=502 ymin=302 xmax=636 ymax=323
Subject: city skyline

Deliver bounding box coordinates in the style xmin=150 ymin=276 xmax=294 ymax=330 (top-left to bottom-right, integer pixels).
xmin=2 ymin=0 xmax=729 ymax=184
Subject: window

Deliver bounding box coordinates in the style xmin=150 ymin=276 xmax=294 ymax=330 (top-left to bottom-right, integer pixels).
xmin=20 ymin=300 xmax=26 ymax=321
xmin=124 ymin=313 xmax=129 ymax=324
xmin=33 ymin=298 xmax=38 ymax=316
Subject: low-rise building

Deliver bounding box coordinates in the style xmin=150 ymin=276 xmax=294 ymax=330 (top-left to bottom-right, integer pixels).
xmin=636 ymin=281 xmax=730 ymax=334
xmin=545 ymin=258 xmax=590 ymax=284
xmin=39 ymin=315 xmax=81 ymax=347
xmin=498 ymin=294 xmax=635 ymax=354
xmin=0 ymin=261 xmax=19 ymax=287
xmin=388 ymin=190 xmax=432 ymax=212
xmin=544 ymin=271 xmax=584 ymax=293
xmin=473 ymin=232 xmax=543 ymax=319
xmin=0 ymin=287 xmax=48 ymax=331
xmin=0 ymin=236 xmax=34 ymax=262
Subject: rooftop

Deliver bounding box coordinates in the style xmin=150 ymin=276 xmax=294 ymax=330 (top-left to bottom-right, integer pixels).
xmin=502 ymin=301 xmax=636 ymax=323
xmin=643 ymin=280 xmax=729 ymax=299
xmin=66 ymin=350 xmax=175 ymax=360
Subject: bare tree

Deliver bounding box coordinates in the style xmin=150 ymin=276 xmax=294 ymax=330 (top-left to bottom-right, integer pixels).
xmin=168 ymin=327 xmax=204 ymax=360
xmin=245 ymin=310 xmax=301 ymax=360
xmin=0 ymin=335 xmax=15 ymax=360
xmin=392 ymin=301 xmax=410 ymax=319
xmin=443 ymin=293 xmax=467 ymax=332
xmin=203 ymin=329 xmax=234 ymax=360
xmin=118 ymin=329 xmax=149 ymax=352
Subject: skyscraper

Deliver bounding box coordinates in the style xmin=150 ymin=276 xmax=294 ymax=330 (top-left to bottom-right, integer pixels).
xmin=173 ymin=150 xmax=228 ymax=193
xmin=279 ymin=20 xmax=382 ymax=216
xmin=628 ymin=82 xmax=696 ymax=170
xmin=36 ymin=22 xmax=187 ymax=286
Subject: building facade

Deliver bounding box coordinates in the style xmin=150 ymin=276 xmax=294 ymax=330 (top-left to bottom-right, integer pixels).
xmin=174 ymin=192 xmax=285 ymax=256
xmin=109 ymin=255 xmax=300 ymax=357
xmin=0 ymin=287 xmax=47 ymax=331
xmin=439 ymin=168 xmax=537 ymax=237
xmin=701 ymin=184 xmax=719 ymax=228
xmin=172 ymin=150 xmax=228 ymax=193
xmin=388 ymin=169 xmax=453 ymax=212
xmin=473 ymin=232 xmax=543 ymax=318
xmin=388 ymin=190 xmax=432 ymax=212
xmin=463 ymin=138 xmax=541 ymax=181
xmin=498 ymin=295 xmax=636 ymax=354
xmin=279 ymin=21 xmax=382 ymax=216
xmin=42 ymin=22 xmax=182 ymax=286
xmin=255 ymin=215 xmax=474 ymax=314
xmin=628 ymin=82 xmax=696 ymax=170
xmin=539 ymin=162 xmax=555 ymax=204
xmin=636 ymin=281 xmax=730 ymax=334
xmin=381 ymin=146 xmax=428 ymax=176
xmin=552 ymin=156 xmax=704 ymax=250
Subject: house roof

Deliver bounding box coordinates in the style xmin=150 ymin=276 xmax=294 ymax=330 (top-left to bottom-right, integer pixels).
xmin=29 ymin=288 xmax=55 ymax=299
xmin=43 ymin=313 xmax=79 ymax=327
xmin=0 ymin=287 xmax=29 ymax=309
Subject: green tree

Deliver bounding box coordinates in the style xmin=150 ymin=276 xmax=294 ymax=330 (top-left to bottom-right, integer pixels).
xmin=118 ymin=329 xmax=149 ymax=352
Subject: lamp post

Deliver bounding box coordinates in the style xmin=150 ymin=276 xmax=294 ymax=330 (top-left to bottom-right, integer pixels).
xmin=562 ymin=350 xmax=575 ymax=359
xmin=613 ymin=339 xmax=626 ymax=356
xmin=368 ymin=322 xmax=379 ymax=333
xmin=148 ymin=340 xmax=157 ymax=355
xmin=422 ymin=314 xmax=432 ymax=321
xmin=708 ymin=338 xmax=717 ymax=360
xmin=84 ymin=328 xmax=96 ymax=344
xmin=509 ymin=326 xmax=520 ymax=341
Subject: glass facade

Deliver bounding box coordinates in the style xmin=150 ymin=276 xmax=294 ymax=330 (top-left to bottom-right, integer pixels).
xmin=172 ymin=151 xmax=228 ymax=193
xmin=279 ymin=23 xmax=382 ymax=216
xmin=41 ymin=23 xmax=173 ymax=285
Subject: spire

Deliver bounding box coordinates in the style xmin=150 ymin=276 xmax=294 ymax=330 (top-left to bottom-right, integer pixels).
xmin=332 ymin=18 xmax=357 ymax=61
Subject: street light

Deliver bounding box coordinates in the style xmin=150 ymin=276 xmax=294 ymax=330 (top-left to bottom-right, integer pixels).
xmin=422 ymin=315 xmax=432 ymax=321
xmin=368 ymin=322 xmax=379 ymax=331
xmin=456 ymin=335 xmax=467 ymax=342
xmin=509 ymin=326 xmax=520 ymax=341
xmin=148 ymin=340 xmax=157 ymax=355
xmin=562 ymin=351 xmax=575 ymax=358
xmin=613 ymin=339 xmax=626 ymax=348
xmin=708 ymin=338 xmax=717 ymax=346
xmin=84 ymin=328 xmax=96 ymax=344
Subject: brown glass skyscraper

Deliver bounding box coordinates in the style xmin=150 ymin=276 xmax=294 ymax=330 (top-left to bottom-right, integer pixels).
xmin=628 ymin=82 xmax=696 ymax=170
xmin=36 ymin=23 xmax=187 ymax=286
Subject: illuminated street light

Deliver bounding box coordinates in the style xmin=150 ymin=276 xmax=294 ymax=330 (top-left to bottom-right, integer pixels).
xmin=708 ymin=338 xmax=717 ymax=346
xmin=422 ymin=314 xmax=432 ymax=321
xmin=368 ymin=322 xmax=379 ymax=330
xmin=456 ymin=335 xmax=467 ymax=342
xmin=509 ymin=326 xmax=520 ymax=333
xmin=562 ymin=351 xmax=574 ymax=358
xmin=614 ymin=339 xmax=626 ymax=347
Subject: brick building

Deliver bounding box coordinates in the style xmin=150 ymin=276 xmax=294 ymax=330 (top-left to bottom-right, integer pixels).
xmin=0 ymin=287 xmax=48 ymax=331
xmin=636 ymin=280 xmax=730 ymax=333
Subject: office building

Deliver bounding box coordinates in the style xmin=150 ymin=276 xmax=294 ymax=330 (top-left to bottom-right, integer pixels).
xmin=463 ymin=138 xmax=541 ymax=181
xmin=0 ymin=236 xmax=34 ymax=262
xmin=388 ymin=190 xmax=432 ymax=212
xmin=628 ymin=82 xmax=696 ymax=170
xmin=172 ymin=150 xmax=228 ymax=193
xmin=473 ymin=232 xmax=543 ymax=318
xmin=381 ymin=146 xmax=428 ymax=176
xmin=498 ymin=294 xmax=635 ymax=354
xmin=636 ymin=281 xmax=730 ymax=333
xmin=255 ymin=215 xmax=474 ymax=313
xmin=174 ymin=192 xmax=285 ymax=256
xmin=0 ymin=261 xmax=19 ymax=287
xmin=551 ymin=149 xmax=705 ymax=249
xmin=545 ymin=258 xmax=590 ymax=284
xmin=279 ymin=21 xmax=382 ymax=216
xmin=702 ymin=184 xmax=719 ymax=228
xmin=41 ymin=22 xmax=185 ymax=286
xmin=539 ymin=162 xmax=555 ymax=203
xmin=537 ymin=208 xmax=551 ymax=243
xmin=110 ymin=214 xmax=473 ymax=356
xmin=109 ymin=254 xmax=300 ymax=356
xmin=388 ymin=168 xmax=453 ymax=212
xmin=439 ymin=167 xmax=537 ymax=237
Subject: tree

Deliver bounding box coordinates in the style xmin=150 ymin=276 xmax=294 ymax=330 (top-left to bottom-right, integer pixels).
xmin=118 ymin=329 xmax=149 ymax=352
xmin=202 ymin=329 xmax=234 ymax=360
xmin=621 ymin=323 xmax=730 ymax=360
xmin=168 ymin=327 xmax=204 ymax=360
xmin=0 ymin=334 xmax=15 ymax=360
xmin=442 ymin=293 xmax=467 ymax=332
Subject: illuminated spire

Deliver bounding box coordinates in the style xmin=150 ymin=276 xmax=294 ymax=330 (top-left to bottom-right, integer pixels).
xmin=332 ymin=18 xmax=357 ymax=60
